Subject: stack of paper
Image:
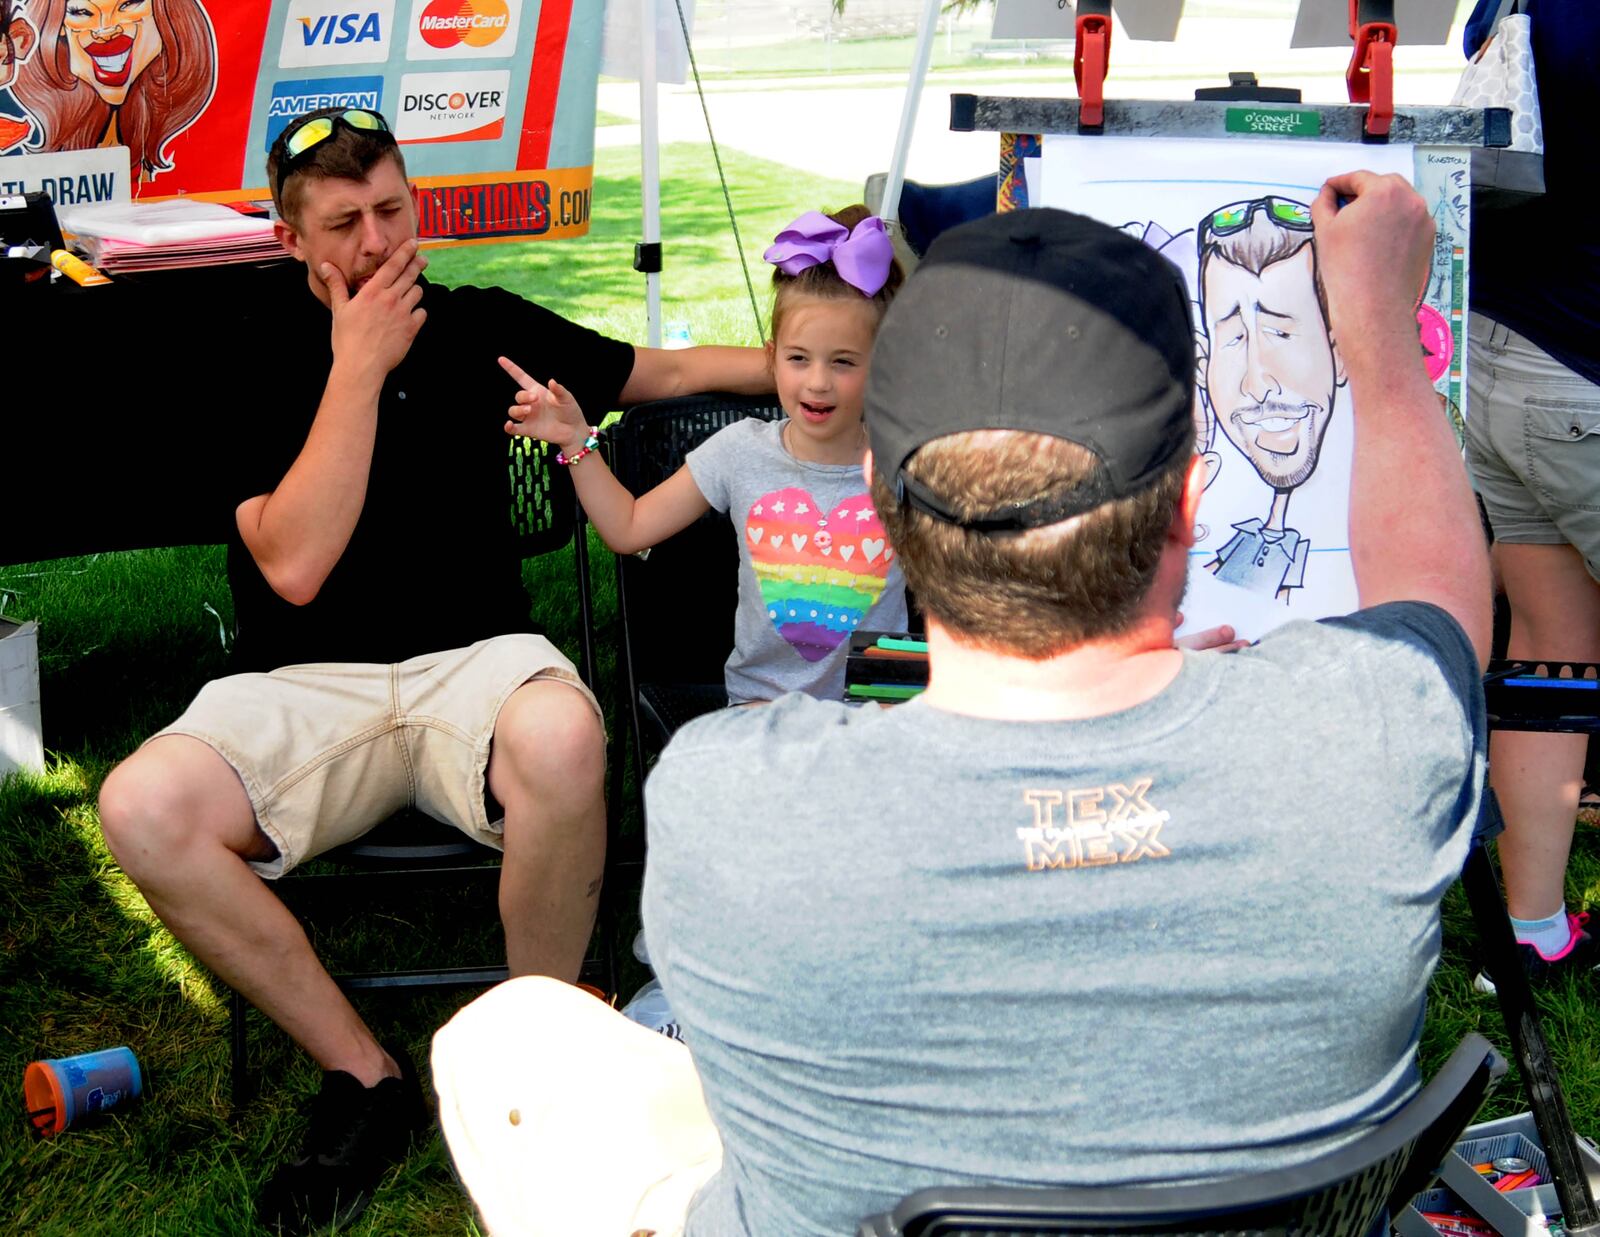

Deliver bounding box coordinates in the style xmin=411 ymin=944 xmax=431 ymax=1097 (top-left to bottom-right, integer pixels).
xmin=56 ymin=200 xmax=288 ymax=273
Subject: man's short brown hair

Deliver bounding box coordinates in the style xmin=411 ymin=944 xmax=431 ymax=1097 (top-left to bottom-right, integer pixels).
xmin=873 ymin=430 xmax=1192 ymax=658
xmin=267 ymin=108 xmax=407 ymax=226
xmin=1198 ymin=210 xmax=1330 ymax=331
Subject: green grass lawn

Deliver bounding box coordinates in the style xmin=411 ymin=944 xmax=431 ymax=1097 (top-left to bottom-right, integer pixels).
xmin=4 ymin=135 xmax=1600 ymax=1234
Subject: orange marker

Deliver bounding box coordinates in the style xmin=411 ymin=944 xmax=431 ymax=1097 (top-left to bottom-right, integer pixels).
xmin=51 ymin=249 xmax=111 ymax=286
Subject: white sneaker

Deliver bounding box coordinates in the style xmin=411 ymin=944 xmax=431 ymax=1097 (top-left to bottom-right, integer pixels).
xmin=621 ymin=979 xmax=682 ymax=1041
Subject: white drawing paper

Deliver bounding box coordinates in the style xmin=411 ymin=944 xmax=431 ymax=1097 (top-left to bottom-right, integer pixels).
xmin=1040 ymin=134 xmax=1425 ymax=642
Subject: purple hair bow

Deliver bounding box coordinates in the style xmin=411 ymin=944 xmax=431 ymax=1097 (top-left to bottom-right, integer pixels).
xmin=763 ymin=211 xmax=893 ymax=297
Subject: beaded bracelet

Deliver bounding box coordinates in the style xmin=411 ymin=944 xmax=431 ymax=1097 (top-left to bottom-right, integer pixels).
xmin=556 ymin=427 xmax=601 ymax=467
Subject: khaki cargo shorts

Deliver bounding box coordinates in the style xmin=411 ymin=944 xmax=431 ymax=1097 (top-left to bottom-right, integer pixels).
xmin=150 ymin=634 xmax=602 ymax=878
xmin=1465 ymin=312 xmax=1600 ymax=583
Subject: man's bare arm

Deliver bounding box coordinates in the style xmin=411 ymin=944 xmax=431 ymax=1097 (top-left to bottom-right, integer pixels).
xmin=236 ymin=240 xmax=427 ymax=605
xmin=618 ymin=344 xmax=773 ymax=407
xmin=1314 ymin=172 xmax=1491 ymax=665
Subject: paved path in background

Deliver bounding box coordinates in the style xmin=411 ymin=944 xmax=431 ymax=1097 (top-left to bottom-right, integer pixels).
xmin=596 ymin=16 xmax=1470 ymax=189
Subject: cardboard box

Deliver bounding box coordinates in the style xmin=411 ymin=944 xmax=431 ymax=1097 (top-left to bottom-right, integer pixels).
xmin=0 ymin=617 xmax=44 ymax=778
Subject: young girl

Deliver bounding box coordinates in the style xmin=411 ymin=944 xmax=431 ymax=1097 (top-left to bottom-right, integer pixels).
xmin=500 ymin=204 xmax=909 ymax=705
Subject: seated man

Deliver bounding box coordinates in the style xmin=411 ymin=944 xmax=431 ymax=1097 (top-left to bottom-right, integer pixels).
xmin=431 ymin=172 xmax=1490 ymax=1236
xmin=94 ymin=106 xmax=769 ymax=1235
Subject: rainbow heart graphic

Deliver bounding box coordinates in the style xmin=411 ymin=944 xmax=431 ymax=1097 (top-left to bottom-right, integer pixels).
xmin=745 ymin=487 xmax=893 ymax=662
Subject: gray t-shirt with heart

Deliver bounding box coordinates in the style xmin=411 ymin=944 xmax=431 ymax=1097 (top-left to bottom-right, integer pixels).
xmin=686 ymin=417 xmax=907 ymax=704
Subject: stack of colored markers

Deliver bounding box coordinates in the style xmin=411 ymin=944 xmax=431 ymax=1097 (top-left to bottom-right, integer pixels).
xmin=844 ymin=632 xmax=929 ymax=703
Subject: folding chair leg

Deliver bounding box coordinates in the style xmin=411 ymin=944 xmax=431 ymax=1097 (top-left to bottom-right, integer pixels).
xmin=1461 ymin=837 xmax=1600 ymax=1233
xmin=230 ymin=987 xmax=249 ymax=1109
xmin=598 ymin=882 xmax=621 ymax=998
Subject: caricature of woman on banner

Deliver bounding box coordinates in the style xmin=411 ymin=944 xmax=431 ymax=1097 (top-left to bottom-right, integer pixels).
xmin=0 ymin=0 xmax=38 ymax=150
xmin=11 ymin=0 xmax=216 ymax=180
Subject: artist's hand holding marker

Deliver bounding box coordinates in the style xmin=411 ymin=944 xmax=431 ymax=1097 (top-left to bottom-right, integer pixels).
xmin=322 ymin=238 xmax=428 ymax=383
xmin=500 ymin=357 xmax=592 ymax=459
xmin=1311 ymin=172 xmax=1433 ymax=381
xmin=1313 ymin=169 xmax=1492 ymax=664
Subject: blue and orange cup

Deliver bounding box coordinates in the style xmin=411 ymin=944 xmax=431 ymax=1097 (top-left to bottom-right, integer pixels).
xmin=24 ymin=1046 xmax=143 ymax=1137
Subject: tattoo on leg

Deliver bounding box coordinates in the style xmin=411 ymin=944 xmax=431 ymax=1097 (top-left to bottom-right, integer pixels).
xmin=585 ymin=876 xmax=602 ymax=898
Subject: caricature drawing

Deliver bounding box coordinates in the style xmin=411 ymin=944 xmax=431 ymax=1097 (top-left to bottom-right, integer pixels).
xmin=1195 ymin=196 xmax=1347 ymax=602
xmin=1191 ymin=355 xmax=1221 ymax=542
xmin=11 ymin=0 xmax=216 ymax=180
xmin=1126 ymin=219 xmax=1222 ymax=537
xmin=0 ymin=0 xmax=38 ymax=151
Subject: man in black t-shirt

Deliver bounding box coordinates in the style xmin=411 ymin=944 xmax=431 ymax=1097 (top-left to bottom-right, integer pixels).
xmin=94 ymin=107 xmax=771 ymax=1235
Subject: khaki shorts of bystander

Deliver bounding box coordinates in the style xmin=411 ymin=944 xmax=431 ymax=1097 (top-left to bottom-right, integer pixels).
xmin=149 ymin=633 xmax=601 ymax=877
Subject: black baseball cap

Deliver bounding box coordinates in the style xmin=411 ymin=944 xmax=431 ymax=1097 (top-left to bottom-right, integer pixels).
xmin=866 ymin=207 xmax=1196 ymax=533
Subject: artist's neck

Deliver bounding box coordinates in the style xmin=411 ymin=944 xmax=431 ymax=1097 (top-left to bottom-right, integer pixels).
xmin=920 ymin=610 xmax=1184 ymax=722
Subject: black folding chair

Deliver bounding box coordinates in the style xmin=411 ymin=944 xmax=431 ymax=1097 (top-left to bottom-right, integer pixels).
xmin=864 ymin=173 xmax=998 ymax=258
xmin=229 ymin=437 xmax=606 ymax=1101
xmin=601 ymin=393 xmax=784 ymax=884
xmin=860 ymin=1033 xmax=1504 ymax=1237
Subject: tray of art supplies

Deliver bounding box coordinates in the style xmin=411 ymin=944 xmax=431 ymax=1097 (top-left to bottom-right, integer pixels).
xmin=845 ymin=632 xmax=929 ymax=703
xmin=1396 ymin=1112 xmax=1600 ymax=1237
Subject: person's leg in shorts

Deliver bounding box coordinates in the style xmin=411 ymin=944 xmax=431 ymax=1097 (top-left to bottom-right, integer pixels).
xmin=1466 ymin=313 xmax=1600 ymax=974
xmin=98 ymin=673 xmax=406 ymax=1086
xmin=98 ymin=656 xmax=431 ymax=1229
xmin=101 ymin=632 xmax=605 ymax=1044
xmin=432 ymin=976 xmax=721 ymax=1237
xmin=97 ymin=633 xmax=607 ymax=1226
xmin=457 ymin=638 xmax=608 ymax=980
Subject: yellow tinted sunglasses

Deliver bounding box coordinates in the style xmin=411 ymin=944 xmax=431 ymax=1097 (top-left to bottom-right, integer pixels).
xmin=275 ymin=108 xmax=393 ymax=195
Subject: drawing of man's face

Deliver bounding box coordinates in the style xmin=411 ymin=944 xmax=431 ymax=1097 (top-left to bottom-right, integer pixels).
xmin=63 ymin=0 xmax=163 ymax=106
xmin=1201 ymin=240 xmax=1344 ymax=491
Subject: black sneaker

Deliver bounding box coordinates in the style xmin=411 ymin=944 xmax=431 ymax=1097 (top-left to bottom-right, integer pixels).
xmin=1474 ymin=912 xmax=1600 ymax=994
xmin=257 ymin=1045 xmax=428 ymax=1235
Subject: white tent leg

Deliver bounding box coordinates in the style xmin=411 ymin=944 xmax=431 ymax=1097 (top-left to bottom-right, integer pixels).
xmin=640 ymin=0 xmax=662 ymax=348
xmin=881 ymin=0 xmax=944 ymax=228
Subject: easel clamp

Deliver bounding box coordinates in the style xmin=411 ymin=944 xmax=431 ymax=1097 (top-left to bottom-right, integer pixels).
xmin=1074 ymin=0 xmax=1113 ymax=131
xmin=1347 ymin=0 xmax=1397 ymax=138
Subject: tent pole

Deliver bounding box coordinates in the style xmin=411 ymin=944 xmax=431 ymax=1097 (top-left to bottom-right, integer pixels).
xmin=881 ymin=0 xmax=943 ymax=227
xmin=640 ymin=0 xmax=662 ymax=347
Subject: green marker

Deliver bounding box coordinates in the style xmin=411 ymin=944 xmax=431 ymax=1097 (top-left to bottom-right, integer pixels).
xmin=876 ymin=637 xmax=929 ymax=653
xmin=848 ymin=684 xmax=924 ymax=701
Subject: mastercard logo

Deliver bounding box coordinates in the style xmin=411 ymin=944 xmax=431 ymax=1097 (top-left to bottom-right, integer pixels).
xmin=418 ymin=0 xmax=509 ymax=50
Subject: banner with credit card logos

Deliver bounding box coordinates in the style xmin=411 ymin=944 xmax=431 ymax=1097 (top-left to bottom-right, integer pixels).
xmin=0 ymin=0 xmax=603 ymax=241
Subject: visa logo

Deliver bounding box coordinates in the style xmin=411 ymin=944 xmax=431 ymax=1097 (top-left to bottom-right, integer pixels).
xmin=299 ymin=12 xmax=383 ymax=45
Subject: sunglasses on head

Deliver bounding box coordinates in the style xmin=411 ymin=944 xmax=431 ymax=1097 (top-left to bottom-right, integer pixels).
xmin=1202 ymin=197 xmax=1314 ymax=240
xmin=274 ymin=108 xmax=393 ymax=196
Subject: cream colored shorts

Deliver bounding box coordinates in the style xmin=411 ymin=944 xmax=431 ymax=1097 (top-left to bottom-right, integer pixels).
xmin=151 ymin=634 xmax=601 ymax=878
xmin=1466 ymin=313 xmax=1600 ymax=582
xmin=433 ymin=976 xmax=722 ymax=1237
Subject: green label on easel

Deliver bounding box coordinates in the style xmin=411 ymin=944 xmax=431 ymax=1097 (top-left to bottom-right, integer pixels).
xmin=1225 ymin=108 xmax=1321 ymax=137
